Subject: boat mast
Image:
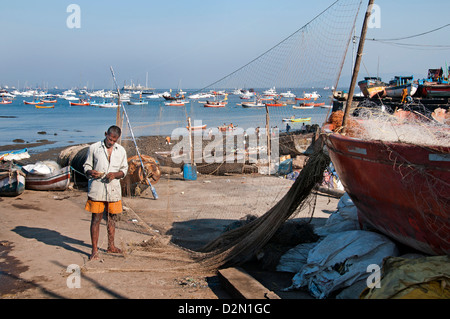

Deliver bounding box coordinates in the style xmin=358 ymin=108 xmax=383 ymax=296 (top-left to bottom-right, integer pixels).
xmin=342 ymin=0 xmax=375 ymax=131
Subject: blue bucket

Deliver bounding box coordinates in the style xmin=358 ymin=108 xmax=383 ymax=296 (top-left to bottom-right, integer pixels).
xmin=183 ymin=164 xmax=197 ymax=180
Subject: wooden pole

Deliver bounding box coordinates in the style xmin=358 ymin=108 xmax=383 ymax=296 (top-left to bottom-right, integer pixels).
xmin=187 ymin=117 xmax=194 ymax=165
xmin=265 ymin=104 xmax=271 ymax=173
xmin=342 ymin=0 xmax=375 ymax=132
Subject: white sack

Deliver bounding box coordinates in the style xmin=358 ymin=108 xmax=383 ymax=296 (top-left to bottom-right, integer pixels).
xmin=287 ymin=230 xmax=398 ymax=299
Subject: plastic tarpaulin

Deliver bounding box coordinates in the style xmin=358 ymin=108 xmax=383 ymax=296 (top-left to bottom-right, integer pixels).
xmin=287 ymin=230 xmax=398 ymax=299
xmin=360 ymin=255 xmax=450 ymax=299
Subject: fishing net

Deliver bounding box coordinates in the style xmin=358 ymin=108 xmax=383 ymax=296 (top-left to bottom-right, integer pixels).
xmin=95 ymin=0 xmax=366 ymax=269
xmin=326 ymin=98 xmax=450 ymax=255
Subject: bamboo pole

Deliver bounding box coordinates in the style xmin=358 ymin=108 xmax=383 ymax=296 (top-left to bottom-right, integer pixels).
xmin=342 ymin=0 xmax=375 ymax=131
xmin=265 ymin=104 xmax=271 ymax=173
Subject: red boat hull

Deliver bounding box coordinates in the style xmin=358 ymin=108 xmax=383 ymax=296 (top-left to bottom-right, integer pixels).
xmin=323 ymin=124 xmax=450 ymax=255
xmin=70 ymin=102 xmax=90 ymax=106
xmin=204 ymin=103 xmax=225 ymax=108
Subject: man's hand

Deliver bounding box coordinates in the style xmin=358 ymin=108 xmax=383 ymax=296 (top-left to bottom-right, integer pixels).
xmin=105 ymin=171 xmax=124 ymax=182
xmin=88 ymin=170 xmax=104 ymax=179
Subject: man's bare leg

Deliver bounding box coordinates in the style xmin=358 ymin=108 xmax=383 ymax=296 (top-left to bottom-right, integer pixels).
xmin=90 ymin=213 xmax=102 ymax=260
xmin=107 ymin=213 xmax=122 ymax=254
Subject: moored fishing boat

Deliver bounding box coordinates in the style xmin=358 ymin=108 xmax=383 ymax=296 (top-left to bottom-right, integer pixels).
xmin=165 ymin=100 xmax=188 ymax=106
xmin=41 ymin=99 xmax=57 ymax=103
xmin=204 ymin=101 xmax=226 ymax=108
xmin=24 ymin=100 xmax=43 ymax=105
xmin=242 ymin=101 xmax=265 ymax=108
xmin=322 ymin=121 xmax=450 ymax=255
xmin=293 ymin=104 xmax=314 ymax=109
xmin=420 ymin=82 xmax=450 ymax=98
xmin=22 ymin=164 xmax=71 ymax=191
xmin=127 ymin=100 xmax=149 ymax=105
xmin=385 ymin=76 xmax=418 ymax=98
xmin=358 ymin=76 xmax=387 ymax=98
xmin=70 ymin=99 xmax=90 ymax=106
xmin=0 ymin=169 xmax=26 ymax=197
xmin=0 ymin=99 xmax=12 ymax=104
xmin=35 ymin=104 xmax=54 ymax=109
xmin=265 ymin=102 xmax=285 ymax=107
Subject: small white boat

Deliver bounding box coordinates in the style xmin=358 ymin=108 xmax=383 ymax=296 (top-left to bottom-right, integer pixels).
xmin=302 ymin=91 xmax=321 ymax=99
xmin=280 ymin=91 xmax=296 ymax=98
xmin=91 ymin=100 xmax=119 ymax=108
xmin=263 ymin=87 xmax=277 ymax=96
xmin=164 ymin=100 xmax=188 ymax=106
xmin=127 ymin=100 xmax=148 ymax=105
xmin=292 ymin=105 xmax=314 ymax=109
xmin=23 ymin=164 xmax=70 ymax=191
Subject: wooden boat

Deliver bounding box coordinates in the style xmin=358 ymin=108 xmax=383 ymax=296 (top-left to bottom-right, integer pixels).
xmin=127 ymin=100 xmax=149 ymax=105
xmin=265 ymin=102 xmax=285 ymax=107
xmin=41 ymin=99 xmax=57 ymax=103
xmin=0 ymin=169 xmax=26 ymax=197
xmin=204 ymin=101 xmax=226 ymax=108
xmin=35 ymin=104 xmax=54 ymax=109
xmin=0 ymin=99 xmax=12 ymax=104
xmin=165 ymin=100 xmax=188 ymax=106
xmin=265 ymin=98 xmax=285 ymax=107
xmin=385 ymin=76 xmax=418 ymax=98
xmin=322 ymin=123 xmax=450 ymax=255
xmin=420 ymin=82 xmax=450 ymax=98
xmin=282 ymin=117 xmax=311 ymax=123
xmin=241 ymin=99 xmax=265 ymax=108
xmin=357 ymin=76 xmax=387 ymax=98
xmin=313 ymin=102 xmax=325 ymax=107
xmin=24 ymin=165 xmax=71 ymax=191
xmin=70 ymin=100 xmax=90 ymax=106
xmin=293 ymin=104 xmax=314 ymax=110
xmin=295 ymin=97 xmax=311 ymax=101
xmin=417 ymin=68 xmax=450 ymax=98
xmin=0 ymin=148 xmax=30 ymax=161
xmin=24 ymin=100 xmax=43 ymax=105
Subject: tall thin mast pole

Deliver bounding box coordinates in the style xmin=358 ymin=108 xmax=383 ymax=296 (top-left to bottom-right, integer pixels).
xmin=342 ymin=0 xmax=375 ymax=131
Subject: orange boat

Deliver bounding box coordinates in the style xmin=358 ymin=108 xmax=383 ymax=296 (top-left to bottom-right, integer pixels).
xmin=313 ymin=102 xmax=325 ymax=107
xmin=41 ymin=99 xmax=57 ymax=103
xmin=0 ymin=99 xmax=12 ymax=104
xmin=70 ymin=101 xmax=90 ymax=106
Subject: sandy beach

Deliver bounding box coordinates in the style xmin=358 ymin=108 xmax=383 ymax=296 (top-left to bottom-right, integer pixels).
xmin=1 ymin=135 xmax=340 ymax=300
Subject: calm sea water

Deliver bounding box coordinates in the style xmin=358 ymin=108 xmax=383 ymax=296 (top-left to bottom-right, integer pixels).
xmin=0 ymin=88 xmax=333 ymax=155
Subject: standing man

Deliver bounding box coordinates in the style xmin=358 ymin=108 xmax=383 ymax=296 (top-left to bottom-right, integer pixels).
xmin=83 ymin=125 xmax=128 ymax=260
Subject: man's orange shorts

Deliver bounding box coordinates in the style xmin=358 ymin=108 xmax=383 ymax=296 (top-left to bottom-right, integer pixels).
xmin=85 ymin=199 xmax=123 ymax=214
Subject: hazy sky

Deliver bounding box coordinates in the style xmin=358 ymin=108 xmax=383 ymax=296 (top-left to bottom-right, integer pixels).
xmin=1 ymin=0 xmax=449 ymax=89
